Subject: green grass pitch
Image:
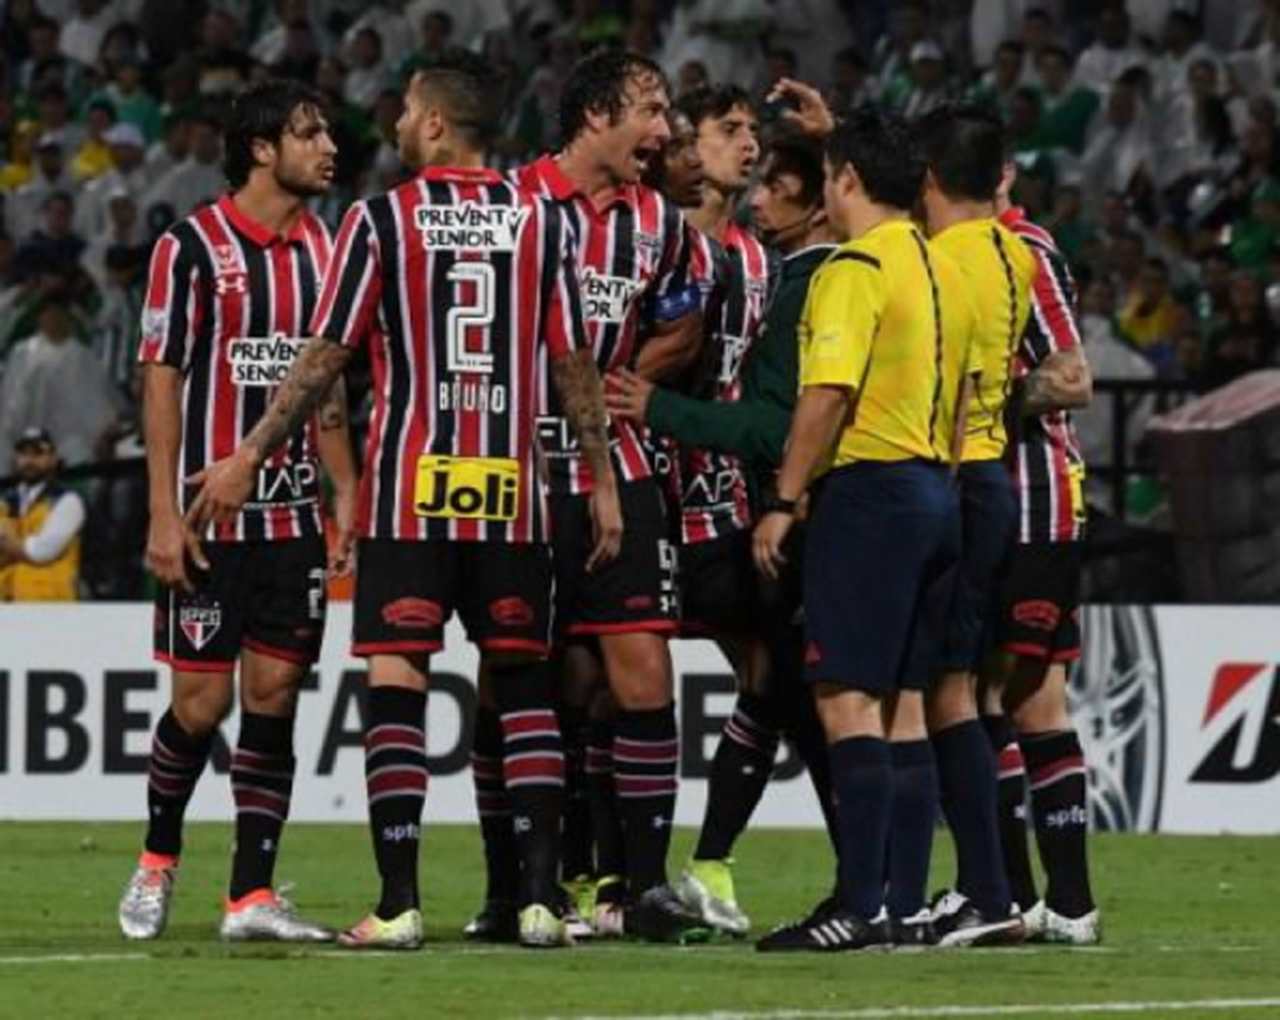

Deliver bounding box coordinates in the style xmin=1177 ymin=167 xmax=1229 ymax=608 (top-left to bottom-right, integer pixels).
xmin=2 ymin=823 xmax=1278 ymax=1019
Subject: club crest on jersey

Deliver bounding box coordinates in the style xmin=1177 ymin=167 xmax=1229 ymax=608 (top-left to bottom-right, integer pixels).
xmin=213 ymin=243 xmax=247 ymax=294
xmin=179 ymin=602 xmax=221 ymax=651
xmin=634 ymin=230 xmax=661 ymax=255
xmin=141 ymin=308 xmax=168 ymax=345
xmin=581 ymin=267 xmax=644 ymax=323
xmin=416 ymin=202 xmax=527 ymax=251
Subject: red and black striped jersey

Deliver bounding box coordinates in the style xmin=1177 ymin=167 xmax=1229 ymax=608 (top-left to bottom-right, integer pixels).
xmin=138 ymin=194 xmax=332 ymax=542
xmin=514 ymin=155 xmax=707 ymax=496
xmin=1000 ymin=207 xmax=1087 ymax=544
xmin=679 ymin=222 xmax=771 ymax=544
xmin=311 ymin=166 xmax=584 ymax=544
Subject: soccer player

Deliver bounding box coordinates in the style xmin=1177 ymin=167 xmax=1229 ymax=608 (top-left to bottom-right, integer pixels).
xmin=751 ymin=106 xmax=974 ymax=952
xmin=984 ymin=161 xmax=1099 ymax=944
xmin=896 ymin=105 xmax=1036 ymax=947
xmin=610 ymin=134 xmax=842 ymax=934
xmin=118 ymin=80 xmax=354 ymax=942
xmin=187 ymin=52 xmax=623 ymax=950
xmin=512 ymin=50 xmax=709 ymax=941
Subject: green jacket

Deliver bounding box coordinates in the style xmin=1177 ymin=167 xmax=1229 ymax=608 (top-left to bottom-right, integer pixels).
xmin=645 ymin=243 xmax=835 ymax=509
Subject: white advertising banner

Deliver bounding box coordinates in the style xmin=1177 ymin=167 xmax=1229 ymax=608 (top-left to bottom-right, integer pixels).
xmin=1 ymin=604 xmax=1277 ymax=833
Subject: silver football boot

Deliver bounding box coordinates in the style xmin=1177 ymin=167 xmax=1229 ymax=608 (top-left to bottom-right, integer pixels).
xmin=119 ymin=864 xmax=177 ymax=940
xmin=219 ymin=888 xmax=334 ymax=942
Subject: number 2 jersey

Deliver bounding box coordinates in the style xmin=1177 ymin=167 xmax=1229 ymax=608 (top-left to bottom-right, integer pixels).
xmin=311 ymin=165 xmax=585 ymax=544
xmin=138 ymin=194 xmax=333 ymax=541
xmin=514 ymin=155 xmax=707 ymax=496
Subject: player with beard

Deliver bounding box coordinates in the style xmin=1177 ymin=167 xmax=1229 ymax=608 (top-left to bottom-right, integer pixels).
xmin=186 ymin=51 xmax=622 ymax=950
xmin=118 ymin=80 xmax=355 ymax=943
xmin=611 ymin=133 xmax=844 ymax=937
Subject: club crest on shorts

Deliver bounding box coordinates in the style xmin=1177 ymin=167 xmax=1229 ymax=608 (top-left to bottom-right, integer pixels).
xmin=179 ymin=602 xmax=222 ymax=651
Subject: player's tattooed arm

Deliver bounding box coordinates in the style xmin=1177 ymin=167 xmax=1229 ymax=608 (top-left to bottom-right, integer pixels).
xmin=1019 ymin=348 xmax=1093 ymax=417
xmin=243 ymin=338 xmax=353 ymax=464
xmin=551 ymin=349 xmax=611 ymax=477
xmin=317 ymin=372 xmax=348 ymax=431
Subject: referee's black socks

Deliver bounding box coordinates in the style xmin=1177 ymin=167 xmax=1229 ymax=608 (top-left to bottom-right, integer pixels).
xmin=886 ymin=739 xmax=937 ymax=918
xmin=830 ymin=736 xmax=892 ymax=920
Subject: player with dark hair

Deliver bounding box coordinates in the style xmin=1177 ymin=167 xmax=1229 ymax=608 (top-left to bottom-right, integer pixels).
xmin=511 ymin=48 xmax=710 ymax=942
xmin=986 ymin=161 xmax=1099 ymax=945
xmin=185 ymin=50 xmax=622 ymax=950
xmin=118 ymin=78 xmax=354 ymax=943
xmin=610 ymin=131 xmax=843 ymax=935
xmin=903 ymin=103 xmax=1035 ymax=947
xmin=752 ymin=106 xmax=975 ymax=951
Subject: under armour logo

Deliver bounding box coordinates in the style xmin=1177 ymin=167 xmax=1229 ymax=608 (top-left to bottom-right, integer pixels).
xmin=513 ymin=815 xmax=533 ymax=834
xmin=261 ymin=839 xmax=275 ymax=853
xmin=652 ymin=815 xmax=671 ymax=830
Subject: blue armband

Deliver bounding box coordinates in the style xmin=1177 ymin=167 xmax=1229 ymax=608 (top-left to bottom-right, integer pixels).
xmin=651 ymin=283 xmax=701 ymax=322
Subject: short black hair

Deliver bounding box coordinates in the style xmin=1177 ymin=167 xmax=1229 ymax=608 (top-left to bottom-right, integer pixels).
xmin=763 ymin=133 xmax=824 ymax=208
xmin=412 ymin=47 xmax=505 ymax=148
xmin=996 ymin=39 xmax=1025 ymax=58
xmin=913 ymin=103 xmax=1006 ymax=203
xmin=1038 ymin=43 xmax=1073 ymax=65
xmin=824 ymin=105 xmax=923 ymax=210
xmin=559 ymin=48 xmax=669 ymax=145
xmin=224 ymin=78 xmax=326 ymax=189
xmin=677 ymin=84 xmax=754 ymax=132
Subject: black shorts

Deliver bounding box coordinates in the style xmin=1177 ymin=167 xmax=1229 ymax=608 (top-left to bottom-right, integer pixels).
xmin=679 ymin=529 xmax=756 ymax=637
xmin=995 ymin=541 xmax=1083 ymax=663
xmin=153 ymin=536 xmax=327 ymax=673
xmin=353 ymin=538 xmax=553 ymax=657
xmin=550 ymin=477 xmax=678 ymax=639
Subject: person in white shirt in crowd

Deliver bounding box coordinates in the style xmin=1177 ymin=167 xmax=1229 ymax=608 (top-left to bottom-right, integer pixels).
xmin=406 ymin=0 xmax=510 ymax=53
xmin=657 ymin=0 xmax=772 ymax=90
xmin=341 ymin=0 xmax=413 ymax=75
xmin=59 ymin=0 xmax=118 ymax=69
xmin=5 ymin=132 xmax=77 ymax=243
xmin=1075 ymin=2 xmax=1148 ymax=98
xmin=250 ymin=0 xmax=326 ymax=67
xmin=891 ymin=40 xmax=954 ymax=118
xmin=74 ymin=122 xmax=149 ymax=237
xmin=138 ymin=112 xmax=223 ymax=228
xmin=1153 ymin=9 xmax=1219 ymax=112
xmin=0 ymin=428 xmax=87 ymax=603
xmin=342 ymin=25 xmax=387 ymax=109
xmin=1080 ymin=67 xmax=1158 ymax=211
xmin=81 ymin=187 xmax=143 ymax=293
xmin=970 ymin=0 xmax=1062 ymax=70
xmin=142 ymin=112 xmax=192 ymax=197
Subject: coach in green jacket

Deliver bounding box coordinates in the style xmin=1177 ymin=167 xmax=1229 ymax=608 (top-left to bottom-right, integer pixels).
xmin=606 ymin=136 xmax=837 ymax=508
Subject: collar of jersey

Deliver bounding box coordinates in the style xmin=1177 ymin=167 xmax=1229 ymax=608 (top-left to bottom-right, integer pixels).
xmin=217 ymin=193 xmax=308 ymax=248
xmin=533 ymin=154 xmax=636 ymax=210
xmin=419 ymin=165 xmax=504 ymax=185
xmin=999 ymin=205 xmax=1026 ymax=229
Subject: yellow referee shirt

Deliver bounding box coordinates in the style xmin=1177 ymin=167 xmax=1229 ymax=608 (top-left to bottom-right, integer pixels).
xmin=930 ymin=218 xmax=1035 ymax=462
xmin=799 ymin=218 xmax=976 ymax=471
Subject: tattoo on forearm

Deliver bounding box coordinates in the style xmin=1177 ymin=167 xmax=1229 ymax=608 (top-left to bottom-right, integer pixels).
xmin=1021 ymin=369 xmax=1056 ymax=417
xmin=551 ymin=350 xmax=612 ymax=477
xmin=318 ymin=374 xmax=348 ymax=431
xmin=247 ymin=337 xmax=352 ymax=458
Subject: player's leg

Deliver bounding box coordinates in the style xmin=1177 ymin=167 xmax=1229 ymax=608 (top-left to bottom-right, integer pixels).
xmin=338 ymin=539 xmax=441 ymax=949
xmin=881 ymin=688 xmax=937 ymax=946
xmin=119 ymin=547 xmax=238 ymax=939
xmin=581 ymin=654 xmax=626 ymax=924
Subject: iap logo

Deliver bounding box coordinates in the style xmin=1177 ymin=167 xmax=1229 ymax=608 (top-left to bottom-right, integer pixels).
xmin=1189 ymin=663 xmax=1280 ymax=784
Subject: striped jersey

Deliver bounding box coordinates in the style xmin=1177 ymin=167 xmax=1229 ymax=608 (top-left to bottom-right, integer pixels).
xmin=1000 ymin=207 xmax=1088 ymax=544
xmin=514 ymin=154 xmax=705 ymax=496
xmin=680 ymin=222 xmax=771 ymax=543
xmin=310 ymin=166 xmax=584 ymax=544
xmin=138 ymin=194 xmax=333 ymax=542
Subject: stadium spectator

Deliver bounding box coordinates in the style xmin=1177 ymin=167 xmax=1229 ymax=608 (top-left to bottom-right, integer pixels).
xmin=1079 ymin=68 xmax=1157 ymax=210
xmin=884 ymin=40 xmax=954 ymax=118
xmin=74 ymin=121 xmax=147 ymax=237
xmin=396 ymin=8 xmax=454 ymax=81
xmin=142 ymin=110 xmax=192 ymax=194
xmin=1118 ymin=256 xmax=1184 ymax=369
xmin=342 ymin=0 xmax=414 ymax=73
xmin=16 ymin=190 xmax=84 ymax=274
xmin=826 ymin=47 xmax=878 ymax=115
xmin=343 ymin=26 xmax=387 ymax=109
xmin=70 ymin=97 xmax=119 ymax=181
xmin=82 ymin=186 xmax=142 ymax=293
xmin=194 ymin=8 xmax=253 ymax=96
xmin=59 ymin=0 xmax=117 ymax=70
xmin=16 ymin=15 xmax=64 ymax=94
xmin=139 ymin=111 xmax=224 ymax=227
xmin=0 ymin=427 xmax=86 ymax=602
xmin=34 ymin=82 xmax=85 ymax=155
xmin=1034 ymin=44 xmax=1101 ymax=154
xmin=1073 ymin=2 xmax=1146 ymax=98
xmin=1200 ymin=269 xmax=1279 ymax=389
xmin=657 ymin=0 xmax=771 ymax=89
xmin=101 ymin=54 xmax=163 ymax=143
xmin=970 ymin=39 xmax=1027 ymax=120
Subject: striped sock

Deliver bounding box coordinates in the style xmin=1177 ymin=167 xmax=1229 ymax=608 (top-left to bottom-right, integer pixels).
xmin=144 ymin=709 xmax=213 ymax=858
xmin=983 ymin=714 xmax=1037 ymax=910
xmin=492 ymin=662 xmax=565 ymax=908
xmin=472 ymin=705 xmax=518 ymax=904
xmin=586 ymin=719 xmax=625 ymax=896
xmin=694 ymin=693 xmax=779 ymax=861
xmin=229 ymin=713 xmax=295 ymax=901
xmin=1022 ymin=729 xmax=1094 ymax=918
xmin=614 ymin=705 xmax=679 ymax=895
xmin=365 ymin=686 xmax=429 ymax=921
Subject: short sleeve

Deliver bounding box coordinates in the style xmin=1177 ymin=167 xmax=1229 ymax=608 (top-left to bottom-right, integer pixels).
xmin=799 ymin=253 xmax=885 ymax=390
xmin=310 ymin=201 xmax=382 ymax=348
xmin=138 ymin=231 xmax=199 ymax=369
xmin=650 ymin=214 xmax=705 ymax=323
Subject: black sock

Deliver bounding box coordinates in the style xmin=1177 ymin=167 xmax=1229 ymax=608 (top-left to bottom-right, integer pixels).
xmin=885 ymin=740 xmax=937 ymax=918
xmin=491 ymin=661 xmax=565 ymax=908
xmin=829 ymin=736 xmax=892 ymax=921
xmin=932 ymin=719 xmax=1010 ymax=917
xmin=228 ymin=713 xmax=295 ymax=901
xmin=472 ymin=705 xmax=518 ymax=904
xmin=558 ymin=700 xmax=594 ymax=880
xmin=780 ymin=684 xmax=840 ymax=860
xmin=365 ymin=686 xmax=428 ymax=921
xmin=614 ymin=705 xmax=678 ymax=896
xmin=983 ymin=714 xmax=1037 ymax=910
xmin=586 ymin=718 xmax=625 ymax=896
xmin=1021 ymin=729 xmax=1094 ymax=918
xmin=694 ymin=693 xmax=779 ymax=861
xmin=145 ymin=708 xmax=213 ymax=858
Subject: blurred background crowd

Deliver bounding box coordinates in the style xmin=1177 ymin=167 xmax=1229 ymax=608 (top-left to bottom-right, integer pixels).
xmin=2 ymin=0 xmax=1277 ymax=600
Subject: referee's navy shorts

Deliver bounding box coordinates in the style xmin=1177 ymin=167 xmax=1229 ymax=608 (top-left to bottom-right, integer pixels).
xmin=803 ymin=459 xmax=959 ymax=694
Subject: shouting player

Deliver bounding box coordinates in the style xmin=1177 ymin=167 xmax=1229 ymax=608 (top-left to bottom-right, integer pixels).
xmin=185 ymin=51 xmax=621 ymax=950
xmin=118 ymin=80 xmax=354 ymax=942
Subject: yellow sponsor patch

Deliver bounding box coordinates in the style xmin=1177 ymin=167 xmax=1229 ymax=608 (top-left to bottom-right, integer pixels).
xmin=414 ymin=454 xmax=520 ymax=521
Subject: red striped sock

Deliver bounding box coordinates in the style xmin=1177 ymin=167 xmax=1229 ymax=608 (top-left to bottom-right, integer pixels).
xmin=472 ymin=705 xmax=517 ymax=904
xmin=614 ymin=705 xmax=679 ymax=895
xmin=229 ymin=713 xmax=295 ymax=900
xmin=145 ymin=709 xmax=213 ymax=858
xmin=1021 ymin=729 xmax=1094 ymax=917
xmin=365 ymin=687 xmax=428 ymax=921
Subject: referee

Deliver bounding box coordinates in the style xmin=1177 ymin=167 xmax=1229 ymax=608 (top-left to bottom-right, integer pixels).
xmin=753 ymin=106 xmax=975 ymax=952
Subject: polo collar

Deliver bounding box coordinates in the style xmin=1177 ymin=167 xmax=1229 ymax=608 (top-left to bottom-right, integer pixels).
xmin=419 ymin=165 xmax=504 ymax=185
xmin=217 ymin=193 xmax=309 ymax=247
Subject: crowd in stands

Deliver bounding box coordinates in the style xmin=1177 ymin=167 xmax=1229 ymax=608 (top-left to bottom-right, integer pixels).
xmin=2 ymin=0 xmax=1278 ymax=598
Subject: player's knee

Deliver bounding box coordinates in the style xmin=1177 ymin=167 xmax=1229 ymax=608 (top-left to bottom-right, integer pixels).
xmin=1008 ymin=660 xmax=1070 ymax=732
xmin=171 ymin=680 xmax=233 ymax=736
xmin=814 ymin=684 xmax=882 ymax=740
xmin=926 ymin=670 xmax=977 ymax=731
xmin=602 ymin=633 xmax=672 ymax=709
